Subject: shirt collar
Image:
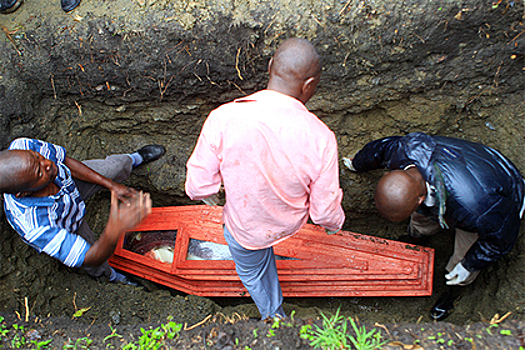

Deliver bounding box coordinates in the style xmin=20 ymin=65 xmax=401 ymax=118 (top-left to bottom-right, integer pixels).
xmin=403 ymin=164 xmax=435 ymax=207
xmin=235 ymin=90 xmax=308 ymax=112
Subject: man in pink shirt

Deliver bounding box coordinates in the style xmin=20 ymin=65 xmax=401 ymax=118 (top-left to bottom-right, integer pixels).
xmin=185 ymin=37 xmax=345 ymax=320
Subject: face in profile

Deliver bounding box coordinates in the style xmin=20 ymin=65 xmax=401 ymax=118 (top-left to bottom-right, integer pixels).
xmin=14 ymin=150 xmax=58 ymax=196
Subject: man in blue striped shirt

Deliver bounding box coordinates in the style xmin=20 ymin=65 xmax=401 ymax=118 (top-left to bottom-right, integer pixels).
xmin=0 ymin=138 xmax=165 ymax=284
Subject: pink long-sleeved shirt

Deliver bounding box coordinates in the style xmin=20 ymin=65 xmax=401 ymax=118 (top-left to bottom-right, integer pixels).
xmin=185 ymin=90 xmax=345 ymax=250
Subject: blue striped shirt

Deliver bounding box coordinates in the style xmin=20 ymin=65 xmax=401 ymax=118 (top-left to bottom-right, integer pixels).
xmin=3 ymin=138 xmax=89 ymax=267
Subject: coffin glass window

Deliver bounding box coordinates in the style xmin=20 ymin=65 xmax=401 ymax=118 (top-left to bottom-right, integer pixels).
xmin=123 ymin=230 xmax=293 ymax=264
xmin=123 ymin=230 xmax=178 ymax=263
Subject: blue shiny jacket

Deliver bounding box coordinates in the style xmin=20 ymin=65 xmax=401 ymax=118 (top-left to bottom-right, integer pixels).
xmin=353 ymin=132 xmax=525 ymax=272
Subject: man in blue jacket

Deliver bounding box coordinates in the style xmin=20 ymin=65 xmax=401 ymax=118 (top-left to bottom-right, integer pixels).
xmin=344 ymin=132 xmax=525 ymax=320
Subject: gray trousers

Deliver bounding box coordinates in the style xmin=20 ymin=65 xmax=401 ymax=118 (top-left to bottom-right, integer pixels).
xmin=74 ymin=155 xmax=133 ymax=278
xmin=409 ymin=211 xmax=480 ymax=285
xmin=223 ymin=225 xmax=286 ymax=320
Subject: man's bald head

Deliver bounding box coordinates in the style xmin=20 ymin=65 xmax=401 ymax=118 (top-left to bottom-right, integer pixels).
xmin=267 ymin=38 xmax=321 ymax=103
xmin=0 ymin=149 xmax=58 ymax=197
xmin=374 ymin=170 xmax=423 ymax=222
xmin=0 ymin=150 xmax=33 ymax=194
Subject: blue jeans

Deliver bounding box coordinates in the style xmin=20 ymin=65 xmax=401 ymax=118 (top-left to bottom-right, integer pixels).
xmin=223 ymin=225 xmax=286 ymax=320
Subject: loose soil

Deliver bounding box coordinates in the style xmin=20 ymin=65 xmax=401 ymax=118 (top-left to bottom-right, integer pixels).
xmin=1 ymin=304 xmax=525 ymax=349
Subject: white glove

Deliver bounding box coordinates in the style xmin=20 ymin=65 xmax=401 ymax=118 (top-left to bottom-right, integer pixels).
xmin=202 ymin=193 xmax=221 ymax=206
xmin=325 ymin=228 xmax=340 ymax=235
xmin=445 ymin=263 xmax=471 ymax=285
xmin=342 ymin=157 xmax=356 ymax=172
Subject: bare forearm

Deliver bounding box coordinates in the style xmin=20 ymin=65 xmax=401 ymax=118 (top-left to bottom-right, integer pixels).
xmin=65 ymin=156 xmax=115 ymax=189
xmin=83 ymin=190 xmax=152 ymax=267
xmin=83 ymin=229 xmax=121 ymax=266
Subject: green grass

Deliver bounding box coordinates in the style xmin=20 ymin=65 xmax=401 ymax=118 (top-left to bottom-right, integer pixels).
xmin=300 ymin=308 xmax=386 ymax=350
xmin=0 ymin=316 xmax=183 ymax=350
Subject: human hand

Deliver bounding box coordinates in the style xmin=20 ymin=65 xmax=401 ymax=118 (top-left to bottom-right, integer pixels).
xmin=84 ymin=191 xmax=152 ymax=267
xmin=325 ymin=228 xmax=340 ymax=235
xmin=445 ymin=263 xmax=471 ymax=285
xmin=342 ymin=157 xmax=356 ymax=172
xmin=106 ymin=190 xmax=152 ymax=240
xmin=109 ymin=181 xmax=138 ymax=204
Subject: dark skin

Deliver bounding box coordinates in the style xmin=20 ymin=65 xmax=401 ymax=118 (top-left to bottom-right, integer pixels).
xmin=267 ymin=37 xmax=321 ymax=104
xmin=1 ymin=150 xmax=151 ymax=267
xmin=86 ymin=190 xmax=151 ymax=266
xmin=11 ymin=150 xmax=135 ymax=201
xmin=374 ymin=167 xmax=427 ymax=222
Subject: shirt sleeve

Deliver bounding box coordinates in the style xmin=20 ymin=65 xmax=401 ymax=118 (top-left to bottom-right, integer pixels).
xmin=352 ymin=133 xmax=435 ymax=172
xmin=3 ymin=194 xmax=89 ymax=268
xmin=9 ymin=138 xmax=66 ymax=164
xmin=352 ymin=136 xmax=404 ymax=171
xmin=185 ymin=115 xmax=223 ymax=200
xmin=22 ymin=226 xmax=90 ymax=268
xmin=308 ymin=134 xmax=345 ymax=231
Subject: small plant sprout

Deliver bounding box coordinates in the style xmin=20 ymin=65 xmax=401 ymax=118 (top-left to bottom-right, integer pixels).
xmin=500 ymin=329 xmax=512 ymax=336
xmin=348 ymin=317 xmax=387 ymax=350
xmin=308 ymin=308 xmax=350 ymax=349
xmin=63 ymin=336 xmax=93 ymax=349
xmin=486 ymin=323 xmax=499 ymax=335
xmin=31 ymin=338 xmax=53 ymax=349
xmin=138 ymin=326 xmax=165 ymax=349
xmin=271 ymin=317 xmax=281 ymax=329
xmin=299 ymin=324 xmax=314 ymax=341
xmin=72 ymin=307 xmax=91 ymax=319
xmin=0 ymin=316 xmax=9 ymax=339
xmin=161 ymin=321 xmax=182 ymax=340
xmin=104 ymin=325 xmax=123 ymax=348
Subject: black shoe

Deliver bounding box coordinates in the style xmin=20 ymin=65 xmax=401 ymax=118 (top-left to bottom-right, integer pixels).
xmin=136 ymin=145 xmax=166 ymax=165
xmin=61 ymin=0 xmax=80 ymax=12
xmin=430 ymin=286 xmax=462 ymax=321
xmin=0 ymin=0 xmax=23 ymax=14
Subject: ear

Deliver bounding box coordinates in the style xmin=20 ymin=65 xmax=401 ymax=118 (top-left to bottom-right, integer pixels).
xmin=267 ymin=57 xmax=274 ymax=75
xmin=301 ymin=76 xmax=316 ymax=96
xmin=417 ymin=194 xmax=425 ymax=206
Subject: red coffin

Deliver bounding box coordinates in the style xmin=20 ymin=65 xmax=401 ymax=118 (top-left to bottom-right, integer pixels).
xmin=108 ymin=206 xmax=434 ymax=297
